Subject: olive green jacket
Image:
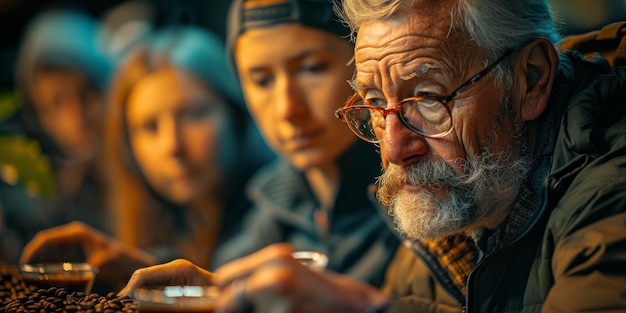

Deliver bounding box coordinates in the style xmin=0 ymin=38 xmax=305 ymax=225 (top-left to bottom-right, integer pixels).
xmin=380 ymin=50 xmax=626 ymax=312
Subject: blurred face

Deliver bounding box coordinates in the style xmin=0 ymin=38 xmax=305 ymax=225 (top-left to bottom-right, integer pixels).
xmin=126 ymin=68 xmax=229 ymax=205
xmin=30 ymin=68 xmax=103 ymax=162
xmin=234 ymin=23 xmax=357 ymax=171
xmin=353 ymin=2 xmax=532 ymax=240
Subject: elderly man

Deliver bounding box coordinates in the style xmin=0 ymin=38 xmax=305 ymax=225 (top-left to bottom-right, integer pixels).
xmin=121 ymin=0 xmax=626 ymax=312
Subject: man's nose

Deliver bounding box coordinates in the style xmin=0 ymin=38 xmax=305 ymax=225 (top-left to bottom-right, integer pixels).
xmin=381 ymin=114 xmax=428 ymax=167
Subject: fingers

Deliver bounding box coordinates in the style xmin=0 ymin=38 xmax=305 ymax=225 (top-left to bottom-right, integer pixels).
xmin=217 ymin=279 xmax=253 ymax=313
xmin=118 ymin=259 xmax=214 ymax=296
xmin=213 ymin=246 xmax=389 ymax=313
xmin=213 ymin=243 xmax=296 ymax=287
xmin=19 ymin=221 xmax=95 ymax=264
xmin=322 ymin=272 xmax=390 ymax=310
xmin=115 ymin=243 xmax=387 ymax=313
xmin=214 ymin=255 xmax=320 ymax=313
xmin=211 ymin=244 xmax=301 ymax=312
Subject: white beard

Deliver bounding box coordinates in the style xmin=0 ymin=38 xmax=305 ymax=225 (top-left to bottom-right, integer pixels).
xmin=377 ymin=142 xmax=532 ymax=241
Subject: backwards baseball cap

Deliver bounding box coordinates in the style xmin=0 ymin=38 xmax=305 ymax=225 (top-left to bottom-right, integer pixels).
xmin=227 ymin=0 xmax=349 ymax=53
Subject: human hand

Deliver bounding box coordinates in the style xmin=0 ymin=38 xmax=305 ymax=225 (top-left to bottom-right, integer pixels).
xmin=20 ymin=221 xmax=157 ymax=290
xmin=119 ymin=259 xmax=215 ymax=296
xmin=212 ymin=243 xmax=389 ymax=313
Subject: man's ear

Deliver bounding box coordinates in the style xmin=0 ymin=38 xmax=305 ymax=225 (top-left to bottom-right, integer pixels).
xmin=514 ymin=38 xmax=559 ymax=121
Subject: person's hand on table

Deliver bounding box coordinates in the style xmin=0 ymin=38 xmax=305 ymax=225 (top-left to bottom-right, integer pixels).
xmin=119 ymin=258 xmax=215 ymax=295
xmin=119 ymin=243 xmax=388 ymax=313
xmin=219 ymin=243 xmax=390 ymax=313
xmin=20 ymin=221 xmax=158 ymax=290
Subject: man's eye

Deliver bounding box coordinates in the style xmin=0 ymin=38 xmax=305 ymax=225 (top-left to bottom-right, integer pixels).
xmin=415 ymin=91 xmax=440 ymax=98
xmin=413 ymin=92 xmax=444 ymax=106
xmin=415 ymin=98 xmax=441 ymax=109
xmin=365 ymin=98 xmax=386 ymax=108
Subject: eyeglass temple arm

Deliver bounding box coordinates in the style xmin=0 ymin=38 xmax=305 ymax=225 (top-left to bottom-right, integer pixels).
xmin=445 ymin=49 xmax=513 ymax=102
xmin=335 ymin=93 xmax=361 ymax=119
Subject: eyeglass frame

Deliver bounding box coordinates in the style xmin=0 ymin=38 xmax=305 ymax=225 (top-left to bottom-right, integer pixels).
xmin=335 ymin=50 xmax=513 ymax=143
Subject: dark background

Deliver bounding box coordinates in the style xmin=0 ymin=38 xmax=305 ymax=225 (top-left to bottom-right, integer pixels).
xmin=0 ymin=0 xmax=232 ymax=89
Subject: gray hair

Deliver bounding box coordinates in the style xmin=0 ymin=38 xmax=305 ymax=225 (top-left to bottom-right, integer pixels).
xmin=339 ymin=0 xmax=561 ymax=52
xmin=338 ymin=0 xmax=562 ymax=89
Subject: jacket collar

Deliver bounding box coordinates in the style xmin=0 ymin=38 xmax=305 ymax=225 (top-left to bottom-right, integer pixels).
xmin=247 ymin=140 xmax=382 ymax=231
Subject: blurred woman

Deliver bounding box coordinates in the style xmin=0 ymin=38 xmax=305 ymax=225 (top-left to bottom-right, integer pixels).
xmin=3 ymin=9 xmax=116 ymax=263
xmin=105 ymin=25 xmax=272 ymax=268
xmin=19 ymin=25 xmax=273 ymax=292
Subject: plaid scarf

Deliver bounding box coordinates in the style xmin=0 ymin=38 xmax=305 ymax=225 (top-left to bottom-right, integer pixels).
xmin=419 ymin=183 xmax=538 ymax=296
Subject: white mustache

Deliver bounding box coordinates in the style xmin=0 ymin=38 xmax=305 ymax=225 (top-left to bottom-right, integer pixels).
xmin=381 ymin=158 xmax=480 ymax=192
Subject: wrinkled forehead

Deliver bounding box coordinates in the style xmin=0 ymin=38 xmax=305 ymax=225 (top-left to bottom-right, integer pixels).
xmin=353 ymin=0 xmax=461 ymax=56
xmin=351 ymin=1 xmax=487 ymax=90
xmin=352 ymin=0 xmax=467 ymax=50
xmin=352 ymin=13 xmax=458 ymax=85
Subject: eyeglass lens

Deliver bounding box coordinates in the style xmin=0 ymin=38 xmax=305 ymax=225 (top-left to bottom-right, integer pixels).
xmin=339 ymin=50 xmax=512 ymax=143
xmin=343 ymin=97 xmax=452 ymax=142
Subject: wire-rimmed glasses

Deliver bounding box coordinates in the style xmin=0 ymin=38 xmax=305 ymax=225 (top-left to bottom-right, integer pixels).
xmin=335 ymin=50 xmax=513 ymax=143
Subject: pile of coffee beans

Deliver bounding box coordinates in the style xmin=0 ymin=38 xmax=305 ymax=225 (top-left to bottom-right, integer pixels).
xmin=0 ymin=265 xmax=138 ymax=313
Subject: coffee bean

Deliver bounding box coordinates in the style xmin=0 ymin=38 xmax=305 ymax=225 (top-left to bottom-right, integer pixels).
xmin=56 ymin=290 xmax=67 ymax=299
xmin=0 ymin=265 xmax=138 ymax=313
